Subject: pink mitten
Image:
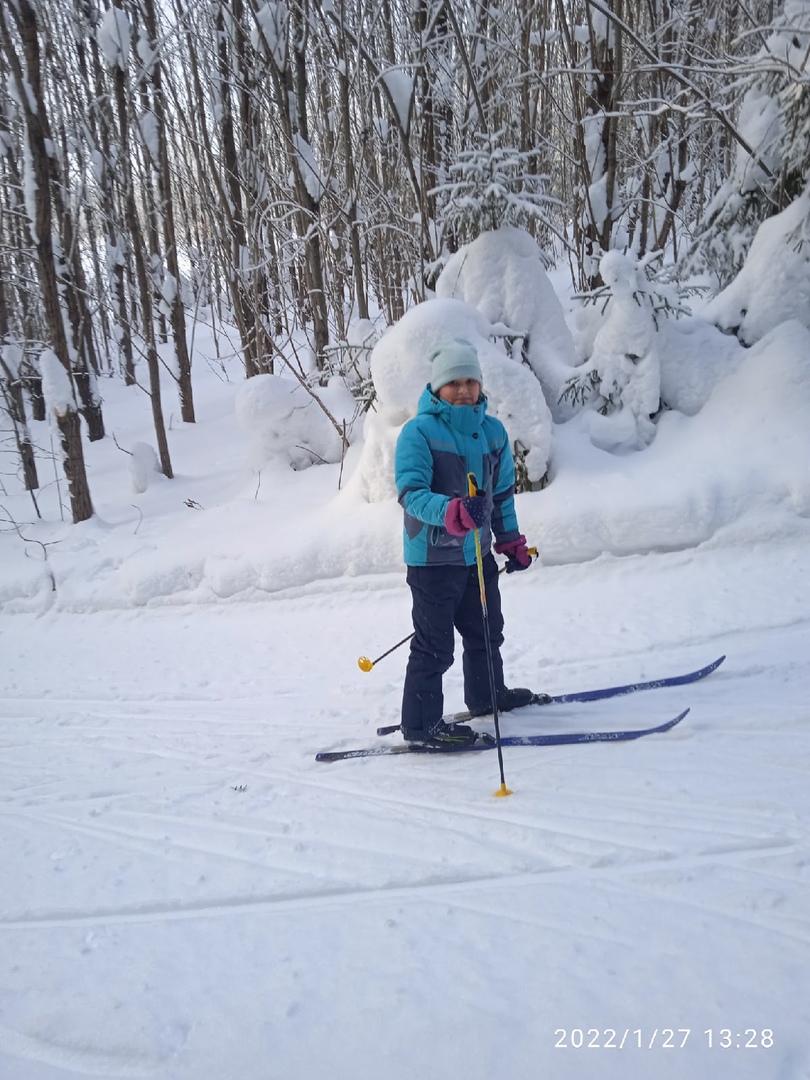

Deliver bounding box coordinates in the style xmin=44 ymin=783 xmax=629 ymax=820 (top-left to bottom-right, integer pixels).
xmin=494 ymin=534 xmax=532 ymax=572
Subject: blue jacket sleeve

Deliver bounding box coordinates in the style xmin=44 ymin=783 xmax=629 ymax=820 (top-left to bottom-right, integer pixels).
xmin=490 ymin=425 xmax=520 ymax=542
xmin=395 ymin=419 xmax=450 ymax=526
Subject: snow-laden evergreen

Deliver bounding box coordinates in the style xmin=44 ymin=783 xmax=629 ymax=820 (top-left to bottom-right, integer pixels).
xmin=681 ymin=1 xmax=810 ymax=286
xmin=705 ymin=184 xmax=810 ymax=343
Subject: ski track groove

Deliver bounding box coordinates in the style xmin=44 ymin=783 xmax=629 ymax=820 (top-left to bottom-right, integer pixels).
xmin=426 ymin=854 xmax=810 ymax=951
xmin=0 ymin=838 xmax=801 ymax=936
xmin=0 ymin=807 xmax=338 ymax=887
xmin=589 ymin=859 xmax=810 ymax=947
xmin=4 ymin=757 xmax=797 ymax=872
xmin=3 ymin=650 xmax=807 ymax=955
xmin=4 ymin=716 xmax=788 ymax=845
xmin=0 ymin=1023 xmax=159 ymax=1079
xmin=3 ymin=725 xmax=801 ymax=882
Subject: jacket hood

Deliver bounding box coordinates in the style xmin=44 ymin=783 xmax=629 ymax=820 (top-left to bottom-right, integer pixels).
xmin=417 ymin=384 xmax=488 ymax=436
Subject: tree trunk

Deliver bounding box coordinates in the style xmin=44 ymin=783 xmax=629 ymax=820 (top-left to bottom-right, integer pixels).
xmin=0 ymin=0 xmax=93 ymax=521
xmin=55 ymin=408 xmax=93 ymax=522
xmin=113 ymin=62 xmax=174 ymax=479
xmin=142 ymin=0 xmax=195 ymax=421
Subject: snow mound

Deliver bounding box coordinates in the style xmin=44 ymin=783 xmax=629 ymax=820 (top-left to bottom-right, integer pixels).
xmin=658 ymin=318 xmax=743 ymax=415
xmin=436 ymin=226 xmax=577 ymax=419
xmin=349 ymin=296 xmax=552 ymax=503
xmin=235 ymin=373 xmax=354 ymax=471
xmin=571 ymin=251 xmax=661 ymax=452
xmin=532 ymin=319 xmax=810 ymax=560
xmin=705 ymin=186 xmax=810 ymax=344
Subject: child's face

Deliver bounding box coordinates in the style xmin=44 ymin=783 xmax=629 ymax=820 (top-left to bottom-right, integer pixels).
xmin=437 ymin=378 xmax=481 ymax=406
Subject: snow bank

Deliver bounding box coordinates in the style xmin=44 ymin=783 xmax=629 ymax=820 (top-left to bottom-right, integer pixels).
xmin=530 ymin=320 xmax=810 ymax=560
xmin=1 ymin=292 xmax=810 ymax=613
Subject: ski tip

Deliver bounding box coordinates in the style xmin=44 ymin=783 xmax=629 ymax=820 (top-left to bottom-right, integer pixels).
xmin=665 ymin=707 xmax=690 ymax=730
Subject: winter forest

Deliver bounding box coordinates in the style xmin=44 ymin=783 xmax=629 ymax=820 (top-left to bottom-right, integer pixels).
xmin=3 ymin=4 xmax=810 ymax=1077
xmin=1 ymin=0 xmax=809 ymax=532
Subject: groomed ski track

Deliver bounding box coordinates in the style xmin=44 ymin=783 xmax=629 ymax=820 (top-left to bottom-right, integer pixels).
xmin=1 ymin=544 xmax=808 ymax=1080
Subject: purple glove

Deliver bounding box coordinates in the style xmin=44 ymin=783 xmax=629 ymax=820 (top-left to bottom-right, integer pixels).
xmin=494 ymin=534 xmax=532 ymax=572
xmin=444 ymin=495 xmax=488 ymax=536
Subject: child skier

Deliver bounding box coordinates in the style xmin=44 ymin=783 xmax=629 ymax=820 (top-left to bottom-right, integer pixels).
xmin=394 ymin=338 xmax=533 ymax=747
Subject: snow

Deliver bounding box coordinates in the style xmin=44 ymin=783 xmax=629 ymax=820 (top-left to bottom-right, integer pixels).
xmin=235 ymin=372 xmax=355 ymax=472
xmin=2 ymin=275 xmax=810 ymax=1076
xmin=1 ymin=341 xmax=23 ymax=378
xmin=735 ymin=86 xmax=784 ymax=192
xmin=97 ymin=7 xmax=132 ymax=71
xmin=38 ymin=349 xmax=74 ymax=417
xmin=569 ymin=251 xmax=661 ymax=451
xmin=436 ymin=226 xmax=577 ymax=421
xmin=252 ymin=0 xmax=288 ymax=69
xmin=129 ymin=442 xmax=160 ymax=494
xmin=293 ymin=134 xmax=326 ymax=202
xmin=380 ymin=66 xmax=413 ymax=134
xmin=137 ymin=110 xmax=159 ymax=161
xmin=705 ymin=184 xmax=810 ymax=344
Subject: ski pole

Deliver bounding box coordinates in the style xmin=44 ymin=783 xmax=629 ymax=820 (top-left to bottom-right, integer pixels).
xmin=357 ymin=548 xmax=537 ymax=672
xmin=357 ymin=632 xmax=414 ymax=672
xmin=467 ymin=473 xmax=512 ymax=798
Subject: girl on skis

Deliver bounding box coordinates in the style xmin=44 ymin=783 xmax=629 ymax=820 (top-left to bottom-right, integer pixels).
xmin=394 ymin=338 xmax=532 ymax=746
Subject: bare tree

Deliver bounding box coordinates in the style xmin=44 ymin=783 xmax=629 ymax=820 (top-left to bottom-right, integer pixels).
xmin=0 ymin=0 xmax=93 ymax=522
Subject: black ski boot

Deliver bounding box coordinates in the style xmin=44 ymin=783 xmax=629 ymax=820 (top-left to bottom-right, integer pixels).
xmin=403 ymin=721 xmax=478 ymax=748
xmin=467 ymin=686 xmax=534 ymax=717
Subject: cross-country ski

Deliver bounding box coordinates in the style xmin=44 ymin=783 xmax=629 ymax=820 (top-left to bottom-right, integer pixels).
xmin=374 ymin=655 xmax=724 ymax=736
xmin=316 ymin=708 xmax=690 ymax=762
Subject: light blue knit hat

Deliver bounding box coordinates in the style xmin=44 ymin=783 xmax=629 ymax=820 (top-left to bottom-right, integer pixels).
xmin=429 ymin=338 xmax=483 ymax=393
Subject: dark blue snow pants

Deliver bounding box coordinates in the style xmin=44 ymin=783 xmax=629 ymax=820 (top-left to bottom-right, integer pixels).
xmin=401 ymin=553 xmax=506 ymax=737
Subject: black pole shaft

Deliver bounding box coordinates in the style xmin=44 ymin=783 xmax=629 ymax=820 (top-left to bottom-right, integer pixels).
xmin=371 ymin=632 xmax=415 ymax=666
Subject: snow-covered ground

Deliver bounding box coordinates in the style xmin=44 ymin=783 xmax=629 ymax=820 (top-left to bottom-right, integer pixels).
xmin=2 ymin=297 xmax=810 ymax=1077
xmin=2 ymin=545 xmax=809 ymax=1079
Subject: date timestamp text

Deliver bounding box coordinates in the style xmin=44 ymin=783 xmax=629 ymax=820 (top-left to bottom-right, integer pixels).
xmin=554 ymin=1028 xmax=774 ymax=1050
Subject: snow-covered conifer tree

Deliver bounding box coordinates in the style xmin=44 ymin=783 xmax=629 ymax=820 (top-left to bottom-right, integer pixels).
xmin=681 ymin=0 xmax=810 ymax=286
xmin=564 ymin=250 xmax=661 ymax=452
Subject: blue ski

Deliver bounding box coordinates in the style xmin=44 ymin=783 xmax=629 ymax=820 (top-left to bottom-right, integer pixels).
xmin=315 ymin=708 xmax=690 ymax=763
xmin=374 ymin=655 xmax=725 ymax=737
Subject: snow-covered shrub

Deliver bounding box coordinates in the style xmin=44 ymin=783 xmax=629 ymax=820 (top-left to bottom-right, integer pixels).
xmin=331 ymin=317 xmax=381 ymax=407
xmin=435 ymin=226 xmax=577 ymax=421
xmin=347 ymin=296 xmax=552 ymax=504
xmin=235 ymin=374 xmax=355 ymax=472
xmin=563 ymin=251 xmax=660 ymax=452
xmin=433 ymin=134 xmax=557 ymax=248
xmin=703 ymin=184 xmax=810 ymax=345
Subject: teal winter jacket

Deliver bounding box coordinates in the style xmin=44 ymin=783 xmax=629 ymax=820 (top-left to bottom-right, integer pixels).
xmin=395 ymin=385 xmax=520 ymax=566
